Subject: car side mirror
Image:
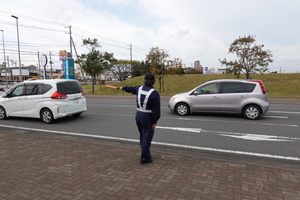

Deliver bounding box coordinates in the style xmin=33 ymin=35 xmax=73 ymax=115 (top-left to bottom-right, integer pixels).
xmin=193 ymin=89 xmax=203 ymax=95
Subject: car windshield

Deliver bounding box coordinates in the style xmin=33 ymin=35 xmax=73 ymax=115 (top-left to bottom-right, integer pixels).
xmin=57 ymin=81 xmax=83 ymax=94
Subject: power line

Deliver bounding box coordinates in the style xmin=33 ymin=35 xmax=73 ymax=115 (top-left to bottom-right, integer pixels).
xmin=0 ymin=20 xmax=66 ymax=33
xmin=4 ymin=41 xmax=68 ymax=48
xmin=1 ymin=11 xmax=132 ymax=50
xmin=1 ymin=11 xmax=148 ymax=55
xmin=0 ymin=10 xmax=149 ymax=64
xmin=0 ymin=10 xmax=67 ymax=27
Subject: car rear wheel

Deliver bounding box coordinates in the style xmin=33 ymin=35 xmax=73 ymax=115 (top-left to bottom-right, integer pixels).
xmin=0 ymin=106 xmax=7 ymax=120
xmin=243 ymin=105 xmax=261 ymax=120
xmin=41 ymin=108 xmax=54 ymax=124
xmin=175 ymin=103 xmax=190 ymax=116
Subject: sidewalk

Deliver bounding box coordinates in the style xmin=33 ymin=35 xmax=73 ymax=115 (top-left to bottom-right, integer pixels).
xmin=1 ymin=129 xmax=300 ymax=200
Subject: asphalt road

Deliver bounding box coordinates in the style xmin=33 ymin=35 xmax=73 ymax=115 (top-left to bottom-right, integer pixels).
xmin=1 ymin=95 xmax=300 ymax=169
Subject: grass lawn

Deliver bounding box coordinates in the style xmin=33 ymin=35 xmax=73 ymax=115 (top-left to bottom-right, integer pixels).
xmin=81 ymin=73 xmax=300 ymax=98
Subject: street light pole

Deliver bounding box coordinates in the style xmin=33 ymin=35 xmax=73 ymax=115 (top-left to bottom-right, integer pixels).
xmin=0 ymin=30 xmax=8 ymax=89
xmin=11 ymin=15 xmax=22 ymax=82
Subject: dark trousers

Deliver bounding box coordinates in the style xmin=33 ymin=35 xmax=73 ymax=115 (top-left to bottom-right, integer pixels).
xmin=135 ymin=112 xmax=154 ymax=161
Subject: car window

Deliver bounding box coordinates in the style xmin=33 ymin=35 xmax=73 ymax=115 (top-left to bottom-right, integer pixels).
xmin=194 ymin=83 xmax=219 ymax=95
xmin=11 ymin=86 xmax=25 ymax=97
xmin=57 ymin=81 xmax=83 ymax=94
xmin=220 ymin=83 xmax=244 ymax=93
xmin=38 ymin=84 xmax=52 ymax=94
xmin=25 ymin=84 xmax=39 ymax=95
xmin=243 ymin=83 xmax=256 ymax=93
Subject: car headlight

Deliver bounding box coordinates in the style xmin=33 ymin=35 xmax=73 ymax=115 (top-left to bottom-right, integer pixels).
xmin=170 ymin=94 xmax=179 ymax=101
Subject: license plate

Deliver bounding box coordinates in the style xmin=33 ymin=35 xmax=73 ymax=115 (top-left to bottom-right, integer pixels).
xmin=70 ymin=99 xmax=79 ymax=104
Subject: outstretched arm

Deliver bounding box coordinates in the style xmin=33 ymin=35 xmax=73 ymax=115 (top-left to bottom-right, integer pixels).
xmin=120 ymin=86 xmax=140 ymax=95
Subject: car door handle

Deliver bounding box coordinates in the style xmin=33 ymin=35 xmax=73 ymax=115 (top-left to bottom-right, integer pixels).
xmin=240 ymin=95 xmax=246 ymax=99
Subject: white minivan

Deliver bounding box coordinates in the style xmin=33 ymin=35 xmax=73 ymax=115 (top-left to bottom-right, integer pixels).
xmin=0 ymin=79 xmax=87 ymax=123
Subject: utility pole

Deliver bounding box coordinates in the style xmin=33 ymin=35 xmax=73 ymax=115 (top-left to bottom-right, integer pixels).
xmin=128 ymin=44 xmax=132 ymax=62
xmin=6 ymin=56 xmax=9 ymax=67
xmin=71 ymin=37 xmax=86 ymax=83
xmin=0 ymin=30 xmax=7 ymax=89
xmin=11 ymin=15 xmax=22 ymax=82
xmin=65 ymin=26 xmax=72 ymax=58
xmin=6 ymin=56 xmax=10 ymax=82
xmin=49 ymin=51 xmax=53 ymax=78
xmin=128 ymin=44 xmax=132 ymax=70
xmin=37 ymin=51 xmax=41 ymax=79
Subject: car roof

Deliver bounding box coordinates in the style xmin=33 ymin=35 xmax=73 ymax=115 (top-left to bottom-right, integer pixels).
xmin=206 ymin=79 xmax=261 ymax=83
xmin=22 ymin=79 xmax=79 ymax=84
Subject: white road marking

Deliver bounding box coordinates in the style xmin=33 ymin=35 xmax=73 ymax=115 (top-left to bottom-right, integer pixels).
xmin=1 ymin=124 xmax=300 ymax=161
xmin=270 ymin=111 xmax=300 ymax=114
xmin=156 ymin=126 xmax=300 ymax=141
xmin=87 ymin=113 xmax=299 ymax=127
xmin=0 ymin=124 xmax=138 ymax=143
xmin=175 ymin=117 xmax=298 ymax=127
xmin=204 ymin=130 xmax=300 ymax=141
xmin=220 ymin=134 xmax=292 ymax=141
xmin=157 ymin=126 xmax=201 ymax=133
xmin=264 ymin=116 xmax=288 ymax=119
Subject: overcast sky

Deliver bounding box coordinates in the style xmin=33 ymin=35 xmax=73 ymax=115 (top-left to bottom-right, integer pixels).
xmin=1 ymin=0 xmax=300 ymax=73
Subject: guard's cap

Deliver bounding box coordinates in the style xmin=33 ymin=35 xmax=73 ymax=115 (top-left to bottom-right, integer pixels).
xmin=144 ymin=73 xmax=155 ymax=80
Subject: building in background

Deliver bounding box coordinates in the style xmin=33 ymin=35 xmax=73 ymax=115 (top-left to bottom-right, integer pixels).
xmin=194 ymin=61 xmax=203 ymax=73
xmin=216 ymin=68 xmax=227 ymax=74
xmin=0 ymin=64 xmax=65 ymax=82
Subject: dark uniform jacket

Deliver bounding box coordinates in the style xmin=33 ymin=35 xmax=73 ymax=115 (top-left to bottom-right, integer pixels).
xmin=122 ymin=85 xmax=161 ymax=124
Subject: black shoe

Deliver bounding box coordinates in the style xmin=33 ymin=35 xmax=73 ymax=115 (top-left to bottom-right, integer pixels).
xmin=140 ymin=159 xmax=153 ymax=164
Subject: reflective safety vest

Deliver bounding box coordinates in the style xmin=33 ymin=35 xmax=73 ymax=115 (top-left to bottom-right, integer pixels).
xmin=136 ymin=86 xmax=155 ymax=113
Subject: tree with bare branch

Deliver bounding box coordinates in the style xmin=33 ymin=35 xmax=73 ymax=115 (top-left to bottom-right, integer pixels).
xmin=219 ymin=35 xmax=273 ymax=79
xmin=146 ymin=47 xmax=169 ymax=92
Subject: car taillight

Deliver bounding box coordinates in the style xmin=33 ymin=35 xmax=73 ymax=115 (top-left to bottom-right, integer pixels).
xmin=249 ymin=80 xmax=267 ymax=94
xmin=81 ymin=91 xmax=85 ymax=96
xmin=51 ymin=91 xmax=68 ymax=99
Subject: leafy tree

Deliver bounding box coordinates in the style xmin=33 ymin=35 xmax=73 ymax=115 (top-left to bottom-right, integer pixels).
xmin=219 ymin=35 xmax=273 ymax=79
xmin=112 ymin=60 xmax=139 ymax=81
xmin=76 ymin=38 xmax=116 ymax=93
xmin=167 ymin=58 xmax=185 ymax=76
xmin=112 ymin=60 xmax=130 ymax=81
xmin=131 ymin=61 xmax=151 ymax=77
xmin=146 ymin=47 xmax=169 ymax=92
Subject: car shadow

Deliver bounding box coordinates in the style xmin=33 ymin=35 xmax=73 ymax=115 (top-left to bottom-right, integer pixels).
xmin=185 ymin=112 xmax=271 ymax=121
xmin=4 ymin=115 xmax=86 ymax=125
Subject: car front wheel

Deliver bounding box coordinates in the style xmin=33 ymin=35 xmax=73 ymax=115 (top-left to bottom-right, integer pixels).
xmin=175 ymin=103 xmax=190 ymax=116
xmin=41 ymin=108 xmax=54 ymax=124
xmin=0 ymin=106 xmax=7 ymax=120
xmin=243 ymin=105 xmax=261 ymax=120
